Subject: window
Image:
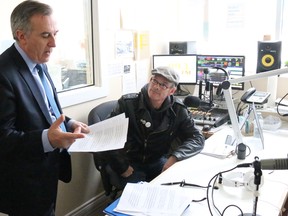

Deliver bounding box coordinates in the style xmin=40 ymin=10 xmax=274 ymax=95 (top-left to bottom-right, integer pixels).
xmin=281 ymin=0 xmax=288 ymax=66
xmin=0 ymin=0 xmax=107 ymax=108
xmin=47 ymin=0 xmax=94 ymax=93
xmin=180 ymin=0 xmax=284 ymax=74
xmin=44 ymin=0 xmax=107 ymax=107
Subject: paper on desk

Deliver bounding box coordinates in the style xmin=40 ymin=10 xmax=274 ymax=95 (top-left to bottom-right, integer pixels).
xmin=201 ymin=128 xmax=236 ymax=159
xmin=68 ymin=113 xmax=128 ymax=152
xmin=114 ymin=182 xmax=192 ymax=216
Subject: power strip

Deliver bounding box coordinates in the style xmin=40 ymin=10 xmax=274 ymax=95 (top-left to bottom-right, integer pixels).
xmin=255 ymin=103 xmax=267 ymax=110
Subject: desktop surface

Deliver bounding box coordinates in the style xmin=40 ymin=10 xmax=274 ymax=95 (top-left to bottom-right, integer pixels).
xmin=151 ymin=121 xmax=288 ymax=215
xmin=104 ymin=119 xmax=288 ymax=216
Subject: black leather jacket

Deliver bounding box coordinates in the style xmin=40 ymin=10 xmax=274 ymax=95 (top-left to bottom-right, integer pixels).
xmin=107 ymin=85 xmax=205 ymax=175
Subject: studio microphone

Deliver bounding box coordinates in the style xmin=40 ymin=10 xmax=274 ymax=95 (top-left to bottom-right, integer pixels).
xmin=237 ymin=158 xmax=288 ymax=170
xmin=203 ymin=68 xmax=209 ymax=83
xmin=203 ymin=68 xmax=212 ymax=92
xmin=183 ymin=95 xmax=212 ymax=108
xmin=259 ymin=158 xmax=288 ymax=170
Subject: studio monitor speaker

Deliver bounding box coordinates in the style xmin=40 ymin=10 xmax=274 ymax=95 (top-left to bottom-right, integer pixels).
xmin=169 ymin=41 xmax=196 ymax=54
xmin=256 ymin=41 xmax=282 ymax=73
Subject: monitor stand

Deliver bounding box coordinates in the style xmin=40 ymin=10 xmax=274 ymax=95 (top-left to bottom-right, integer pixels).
xmin=174 ymin=84 xmax=189 ymax=96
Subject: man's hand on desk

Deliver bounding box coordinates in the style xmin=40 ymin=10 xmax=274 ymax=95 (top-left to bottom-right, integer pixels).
xmin=121 ymin=165 xmax=134 ymax=178
xmin=202 ymin=130 xmax=214 ymax=139
xmin=162 ymin=155 xmax=177 ymax=172
xmin=200 ymin=124 xmax=214 ymax=139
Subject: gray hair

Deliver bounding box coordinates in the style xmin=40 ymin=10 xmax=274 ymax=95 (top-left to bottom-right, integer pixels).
xmin=10 ymin=0 xmax=53 ymax=41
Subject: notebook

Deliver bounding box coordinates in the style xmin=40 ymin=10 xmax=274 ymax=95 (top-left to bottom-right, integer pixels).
xmin=103 ymin=198 xmax=130 ymax=216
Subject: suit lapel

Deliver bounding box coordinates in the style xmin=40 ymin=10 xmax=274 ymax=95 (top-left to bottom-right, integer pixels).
xmin=20 ymin=70 xmax=52 ymax=124
xmin=20 ymin=69 xmax=53 ymax=124
xmin=11 ymin=46 xmax=53 ymax=125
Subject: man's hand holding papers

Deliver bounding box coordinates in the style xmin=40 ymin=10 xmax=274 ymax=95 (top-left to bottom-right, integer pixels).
xmin=68 ymin=113 xmax=128 ymax=152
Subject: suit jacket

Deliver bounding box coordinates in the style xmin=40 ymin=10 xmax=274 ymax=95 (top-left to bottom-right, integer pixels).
xmin=0 ymin=44 xmax=72 ymax=215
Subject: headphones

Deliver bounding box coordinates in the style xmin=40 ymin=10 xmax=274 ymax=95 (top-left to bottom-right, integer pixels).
xmin=212 ymin=67 xmax=229 ymax=97
xmin=218 ymin=171 xmax=264 ymax=191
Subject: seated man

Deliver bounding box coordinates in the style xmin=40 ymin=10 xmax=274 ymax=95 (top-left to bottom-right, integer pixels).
xmin=105 ymin=66 xmax=205 ymax=189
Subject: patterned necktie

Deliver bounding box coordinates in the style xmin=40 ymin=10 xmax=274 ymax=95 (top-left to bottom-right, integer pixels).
xmin=36 ymin=64 xmax=66 ymax=132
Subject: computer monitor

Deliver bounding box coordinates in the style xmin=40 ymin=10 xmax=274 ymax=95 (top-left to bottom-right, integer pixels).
xmin=152 ymin=54 xmax=197 ymax=96
xmin=196 ymin=55 xmax=245 ymax=90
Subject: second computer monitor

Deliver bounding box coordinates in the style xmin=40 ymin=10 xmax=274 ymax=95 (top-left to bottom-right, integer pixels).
xmin=197 ymin=55 xmax=245 ymax=90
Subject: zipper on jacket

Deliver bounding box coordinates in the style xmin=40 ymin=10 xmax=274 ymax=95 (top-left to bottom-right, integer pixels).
xmin=142 ymin=139 xmax=148 ymax=163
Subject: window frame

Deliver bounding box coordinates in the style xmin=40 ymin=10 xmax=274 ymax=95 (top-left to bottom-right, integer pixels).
xmin=57 ymin=0 xmax=108 ymax=108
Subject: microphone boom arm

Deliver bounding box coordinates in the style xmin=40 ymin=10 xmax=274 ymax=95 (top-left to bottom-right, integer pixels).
xmin=222 ymin=67 xmax=288 ymax=146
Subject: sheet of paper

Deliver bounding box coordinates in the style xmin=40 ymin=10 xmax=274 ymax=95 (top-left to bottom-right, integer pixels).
xmin=200 ymin=128 xmax=236 ymax=159
xmin=68 ymin=113 xmax=128 ymax=152
xmin=114 ymin=183 xmax=192 ymax=216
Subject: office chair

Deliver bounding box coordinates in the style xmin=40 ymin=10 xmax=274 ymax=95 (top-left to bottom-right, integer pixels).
xmin=88 ymin=100 xmax=121 ymax=199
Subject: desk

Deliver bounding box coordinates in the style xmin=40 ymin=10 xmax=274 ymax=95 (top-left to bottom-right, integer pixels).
xmin=149 ymin=121 xmax=288 ymax=215
xmin=105 ymin=121 xmax=288 ymax=216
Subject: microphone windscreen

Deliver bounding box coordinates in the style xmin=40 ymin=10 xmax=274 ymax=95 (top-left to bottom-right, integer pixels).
xmin=204 ymin=68 xmax=209 ymax=75
xmin=260 ymin=158 xmax=288 ymax=170
xmin=183 ymin=96 xmax=200 ymax=108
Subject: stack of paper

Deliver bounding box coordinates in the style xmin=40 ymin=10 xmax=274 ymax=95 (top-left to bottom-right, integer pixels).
xmin=109 ymin=182 xmax=192 ymax=216
xmin=68 ymin=113 xmax=128 ymax=152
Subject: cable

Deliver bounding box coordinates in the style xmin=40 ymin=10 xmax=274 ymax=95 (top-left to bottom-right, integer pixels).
xmin=221 ymin=204 xmax=244 ymax=216
xmin=244 ymin=144 xmax=251 ymax=157
xmin=192 ymin=197 xmax=207 ymax=202
xmin=206 ymin=165 xmax=256 ymax=215
xmin=206 ymin=166 xmax=238 ymax=215
xmin=276 ymin=92 xmax=288 ymax=117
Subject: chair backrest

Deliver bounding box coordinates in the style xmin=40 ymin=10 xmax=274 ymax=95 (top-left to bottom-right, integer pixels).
xmin=88 ymin=100 xmax=118 ymax=196
xmin=88 ymin=100 xmax=118 ymax=125
xmin=87 ymin=100 xmax=118 ymax=170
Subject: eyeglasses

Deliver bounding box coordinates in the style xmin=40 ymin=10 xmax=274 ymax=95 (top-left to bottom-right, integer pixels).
xmin=150 ymin=78 xmax=171 ymax=90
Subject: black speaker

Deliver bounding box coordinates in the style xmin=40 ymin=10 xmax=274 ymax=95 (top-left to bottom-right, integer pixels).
xmin=256 ymin=41 xmax=282 ymax=73
xmin=169 ymin=41 xmax=196 ymax=54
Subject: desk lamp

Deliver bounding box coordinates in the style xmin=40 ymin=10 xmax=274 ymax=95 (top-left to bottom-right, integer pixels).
xmin=222 ymin=67 xmax=288 ymax=148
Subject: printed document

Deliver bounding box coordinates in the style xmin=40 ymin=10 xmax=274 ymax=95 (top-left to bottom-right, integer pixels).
xmin=114 ymin=182 xmax=192 ymax=216
xmin=68 ymin=113 xmax=128 ymax=152
xmin=200 ymin=127 xmax=236 ymax=159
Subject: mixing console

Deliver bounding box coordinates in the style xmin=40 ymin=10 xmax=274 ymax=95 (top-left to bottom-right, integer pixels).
xmin=189 ymin=108 xmax=230 ymax=127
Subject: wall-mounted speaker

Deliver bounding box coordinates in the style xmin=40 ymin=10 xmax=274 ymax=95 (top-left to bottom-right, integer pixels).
xmin=169 ymin=41 xmax=197 ymax=54
xmin=256 ymin=41 xmax=282 ymax=73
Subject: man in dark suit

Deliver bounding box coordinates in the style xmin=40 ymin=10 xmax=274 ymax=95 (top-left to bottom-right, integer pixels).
xmin=0 ymin=1 xmax=90 ymax=215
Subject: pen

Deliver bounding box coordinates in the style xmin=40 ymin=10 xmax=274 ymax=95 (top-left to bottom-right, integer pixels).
xmin=161 ymin=182 xmax=182 ymax=185
xmin=161 ymin=180 xmax=218 ymax=189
